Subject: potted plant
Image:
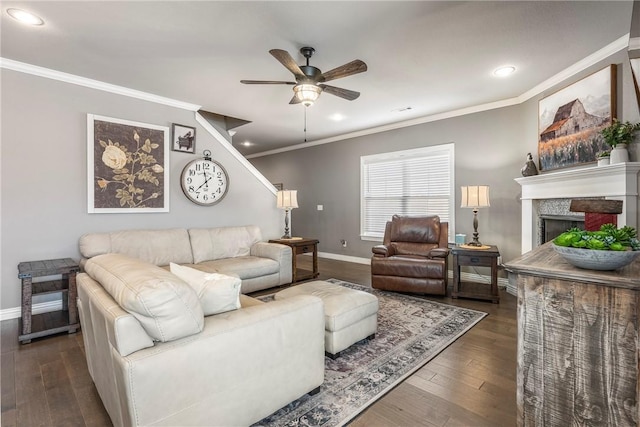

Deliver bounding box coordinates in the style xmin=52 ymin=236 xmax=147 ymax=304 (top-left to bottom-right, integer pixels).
xmin=600 ymin=119 xmax=640 ymax=164
xmin=596 ymin=150 xmax=610 ymax=166
xmin=552 ymin=224 xmax=640 ymax=270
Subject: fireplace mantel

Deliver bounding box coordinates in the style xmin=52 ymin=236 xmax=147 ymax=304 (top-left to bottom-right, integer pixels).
xmin=515 ymin=162 xmax=640 ymax=253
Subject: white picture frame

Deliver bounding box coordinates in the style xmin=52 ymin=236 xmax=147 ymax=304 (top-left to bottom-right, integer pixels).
xmin=87 ymin=114 xmax=170 ymax=213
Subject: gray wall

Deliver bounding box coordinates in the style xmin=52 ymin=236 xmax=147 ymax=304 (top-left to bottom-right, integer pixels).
xmin=1 ymin=69 xmax=282 ymax=312
xmin=250 ymin=49 xmax=640 ymax=266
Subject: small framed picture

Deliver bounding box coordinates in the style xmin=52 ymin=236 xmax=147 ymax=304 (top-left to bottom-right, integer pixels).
xmin=171 ymin=123 xmax=196 ymax=153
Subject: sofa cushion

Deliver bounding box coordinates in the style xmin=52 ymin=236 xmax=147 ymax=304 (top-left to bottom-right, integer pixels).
xmin=188 ymin=226 xmax=262 ymax=264
xmin=196 ymin=256 xmax=280 ymax=280
xmin=84 ymin=253 xmax=204 ymax=342
xmin=169 ymin=263 xmax=241 ymax=316
xmin=79 ymin=228 xmax=194 ymax=266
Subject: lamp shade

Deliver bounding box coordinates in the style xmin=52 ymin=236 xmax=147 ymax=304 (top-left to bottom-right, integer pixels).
xmin=276 ymin=190 xmax=298 ymax=209
xmin=461 ymin=185 xmax=490 ymax=208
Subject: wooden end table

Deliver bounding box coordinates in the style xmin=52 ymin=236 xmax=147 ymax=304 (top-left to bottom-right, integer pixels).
xmin=269 ymin=238 xmax=319 ymax=283
xmin=451 ymin=245 xmax=500 ymax=303
xmin=18 ymin=258 xmax=80 ymax=344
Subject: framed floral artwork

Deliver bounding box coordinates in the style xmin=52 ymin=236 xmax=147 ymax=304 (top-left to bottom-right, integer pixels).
xmin=171 ymin=123 xmax=196 ymax=153
xmin=87 ymin=114 xmax=170 ymax=213
xmin=537 ymin=65 xmax=616 ymax=172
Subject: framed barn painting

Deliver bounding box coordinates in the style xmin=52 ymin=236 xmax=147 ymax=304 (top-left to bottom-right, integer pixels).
xmin=630 ymin=56 xmax=640 ymax=111
xmin=537 ymin=65 xmax=616 ymax=172
xmin=87 ymin=114 xmax=170 ymax=213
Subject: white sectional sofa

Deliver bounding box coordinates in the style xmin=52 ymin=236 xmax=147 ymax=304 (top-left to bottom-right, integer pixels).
xmin=79 ymin=225 xmax=292 ymax=293
xmin=76 ymin=239 xmax=325 ymax=426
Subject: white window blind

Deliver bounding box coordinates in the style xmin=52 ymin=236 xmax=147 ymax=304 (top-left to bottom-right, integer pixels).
xmin=360 ymin=143 xmax=454 ymax=241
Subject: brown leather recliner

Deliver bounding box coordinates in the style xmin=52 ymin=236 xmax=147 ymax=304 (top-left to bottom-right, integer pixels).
xmin=371 ymin=215 xmax=449 ymax=295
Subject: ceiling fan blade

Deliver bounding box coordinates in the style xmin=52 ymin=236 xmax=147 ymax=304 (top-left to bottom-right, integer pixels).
xmin=319 ymin=84 xmax=360 ymax=101
xmin=320 ymin=60 xmax=367 ymax=82
xmin=289 ymin=95 xmax=302 ymax=105
xmin=269 ymin=49 xmax=305 ymax=77
xmin=240 ymin=80 xmax=296 ymax=85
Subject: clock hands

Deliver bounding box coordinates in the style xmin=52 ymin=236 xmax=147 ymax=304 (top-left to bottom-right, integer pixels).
xmin=195 ymin=171 xmax=212 ymax=191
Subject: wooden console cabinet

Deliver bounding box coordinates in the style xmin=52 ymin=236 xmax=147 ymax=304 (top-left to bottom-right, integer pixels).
xmin=505 ymin=243 xmax=640 ymax=427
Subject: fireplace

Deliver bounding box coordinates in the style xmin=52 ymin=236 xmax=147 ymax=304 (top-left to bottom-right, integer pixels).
xmin=539 ymin=215 xmax=584 ymax=244
xmin=515 ymin=163 xmax=640 ymax=254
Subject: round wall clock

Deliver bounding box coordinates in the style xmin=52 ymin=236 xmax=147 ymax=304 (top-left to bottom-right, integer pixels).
xmin=180 ymin=150 xmax=229 ymax=206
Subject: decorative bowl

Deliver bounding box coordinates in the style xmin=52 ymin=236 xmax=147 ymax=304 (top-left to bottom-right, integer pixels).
xmin=552 ymin=244 xmax=640 ymax=271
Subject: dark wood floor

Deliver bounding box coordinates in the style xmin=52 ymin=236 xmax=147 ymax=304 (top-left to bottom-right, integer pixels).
xmin=1 ymin=257 xmax=517 ymax=427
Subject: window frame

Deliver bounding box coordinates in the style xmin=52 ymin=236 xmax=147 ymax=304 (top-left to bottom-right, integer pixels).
xmin=360 ymin=143 xmax=455 ymax=242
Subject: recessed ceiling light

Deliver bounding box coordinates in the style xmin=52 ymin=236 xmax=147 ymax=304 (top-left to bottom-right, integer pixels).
xmin=241 ymin=141 xmax=252 ymax=147
xmin=493 ymin=66 xmax=516 ymax=77
xmin=6 ymin=8 xmax=44 ymax=26
xmin=329 ymin=113 xmax=345 ymax=121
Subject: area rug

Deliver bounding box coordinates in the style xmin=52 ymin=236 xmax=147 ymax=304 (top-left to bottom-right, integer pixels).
xmin=252 ymin=279 xmax=487 ymax=427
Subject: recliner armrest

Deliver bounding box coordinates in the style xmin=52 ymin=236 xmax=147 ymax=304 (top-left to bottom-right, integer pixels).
xmin=372 ymin=244 xmax=392 ymax=257
xmin=427 ymin=248 xmax=449 ymax=259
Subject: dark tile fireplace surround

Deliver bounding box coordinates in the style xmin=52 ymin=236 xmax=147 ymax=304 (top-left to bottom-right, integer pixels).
xmin=540 ymin=215 xmax=585 ymax=244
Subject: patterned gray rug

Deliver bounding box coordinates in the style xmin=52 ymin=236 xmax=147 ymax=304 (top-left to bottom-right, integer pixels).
xmin=253 ymin=279 xmax=487 ymax=427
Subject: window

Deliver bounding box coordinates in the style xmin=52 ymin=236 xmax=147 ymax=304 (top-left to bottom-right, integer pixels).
xmin=360 ymin=143 xmax=455 ymax=241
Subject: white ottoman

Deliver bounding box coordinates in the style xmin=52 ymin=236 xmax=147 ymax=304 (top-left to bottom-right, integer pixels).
xmin=275 ymin=281 xmax=378 ymax=358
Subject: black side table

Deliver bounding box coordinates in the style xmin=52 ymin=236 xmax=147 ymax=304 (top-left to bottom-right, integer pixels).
xmin=451 ymin=245 xmax=500 ymax=303
xmin=18 ymin=258 xmax=80 ymax=343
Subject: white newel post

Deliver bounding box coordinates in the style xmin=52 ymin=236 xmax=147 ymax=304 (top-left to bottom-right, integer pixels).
xmin=516 ymin=162 xmax=640 ymax=254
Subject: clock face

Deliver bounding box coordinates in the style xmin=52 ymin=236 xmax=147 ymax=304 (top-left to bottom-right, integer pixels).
xmin=180 ymin=159 xmax=229 ymax=206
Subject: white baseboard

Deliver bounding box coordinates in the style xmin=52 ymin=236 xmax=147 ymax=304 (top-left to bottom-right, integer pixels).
xmin=316 ymin=251 xmax=371 ymax=265
xmin=1 ymin=300 xmax=63 ymax=321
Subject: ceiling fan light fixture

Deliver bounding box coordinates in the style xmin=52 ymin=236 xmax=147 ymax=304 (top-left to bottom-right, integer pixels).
xmin=293 ymin=84 xmax=322 ymax=106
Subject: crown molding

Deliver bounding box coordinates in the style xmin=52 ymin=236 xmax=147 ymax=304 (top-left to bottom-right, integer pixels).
xmin=246 ymin=97 xmax=520 ymax=159
xmin=0 ymin=57 xmax=202 ymax=111
xmin=1 ymin=31 xmax=631 ymax=159
xmin=519 ymin=33 xmax=630 ymax=103
xmin=248 ymin=33 xmax=631 ymax=159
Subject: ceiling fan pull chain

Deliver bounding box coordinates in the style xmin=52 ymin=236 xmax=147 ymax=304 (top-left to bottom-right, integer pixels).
xmin=304 ymin=107 xmax=307 ymax=142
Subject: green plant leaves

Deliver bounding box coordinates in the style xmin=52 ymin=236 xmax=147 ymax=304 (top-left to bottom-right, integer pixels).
xmin=553 ymin=223 xmax=639 ymax=251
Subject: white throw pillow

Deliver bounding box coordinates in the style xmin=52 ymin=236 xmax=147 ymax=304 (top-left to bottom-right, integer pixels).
xmin=170 ymin=263 xmax=242 ymax=315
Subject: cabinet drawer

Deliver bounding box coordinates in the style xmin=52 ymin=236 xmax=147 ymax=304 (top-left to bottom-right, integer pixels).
xmin=457 ymin=255 xmax=493 ymax=267
xmin=295 ymin=245 xmax=314 ymax=255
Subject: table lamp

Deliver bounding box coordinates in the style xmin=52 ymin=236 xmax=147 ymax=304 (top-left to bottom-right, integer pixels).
xmin=460 ymin=185 xmax=490 ymax=247
xmin=276 ymin=190 xmax=298 ymax=239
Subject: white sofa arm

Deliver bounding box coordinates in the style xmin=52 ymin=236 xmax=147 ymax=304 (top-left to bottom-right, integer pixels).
xmin=77 ymin=272 xmax=154 ymax=357
xmin=114 ymin=295 xmax=324 ymax=426
xmin=251 ymin=241 xmax=293 ymax=284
